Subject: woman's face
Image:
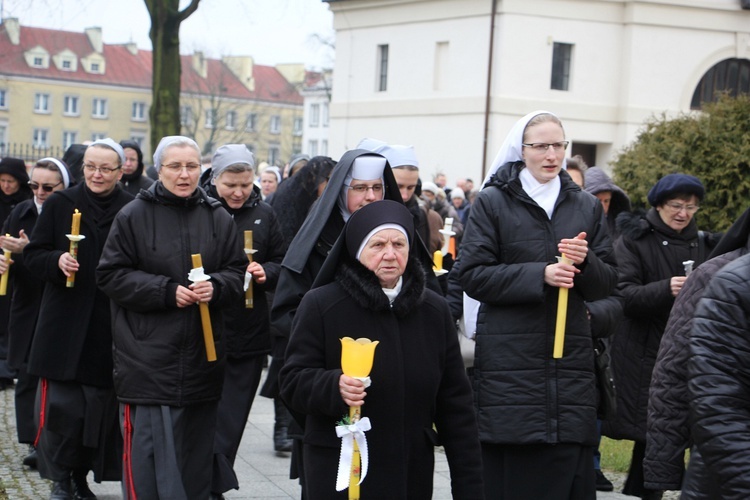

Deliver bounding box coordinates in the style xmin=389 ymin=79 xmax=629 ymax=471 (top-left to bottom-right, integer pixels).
xmin=30 ymin=168 xmax=64 ymax=204
xmin=521 ymin=121 xmax=566 ymax=184
xmin=122 ymin=148 xmax=140 ymax=175
xmin=259 ymin=171 xmax=278 ymax=197
xmin=0 ymin=173 xmax=19 ymax=195
xmin=656 ymin=195 xmax=700 ymax=233
xmin=215 ymin=170 xmax=255 ymax=209
xmin=358 ymin=228 xmax=409 ymax=289
xmin=346 ymin=179 xmax=384 ymax=214
xmin=158 ymin=145 xmax=202 ymax=198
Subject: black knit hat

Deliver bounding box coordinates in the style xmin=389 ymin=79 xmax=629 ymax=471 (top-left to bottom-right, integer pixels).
xmin=0 ymin=157 xmax=28 ymax=184
xmin=345 ymin=200 xmax=414 ymax=260
xmin=647 ymin=173 xmax=704 ymax=207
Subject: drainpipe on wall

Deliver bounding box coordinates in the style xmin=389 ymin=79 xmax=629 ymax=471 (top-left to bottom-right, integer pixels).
xmin=481 ymin=0 xmax=498 ymax=181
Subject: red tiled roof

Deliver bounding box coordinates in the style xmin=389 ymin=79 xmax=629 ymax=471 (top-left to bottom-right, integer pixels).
xmin=0 ymin=22 xmax=302 ymax=105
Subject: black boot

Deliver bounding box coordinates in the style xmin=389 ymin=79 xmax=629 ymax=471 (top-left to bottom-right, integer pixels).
xmin=22 ymin=444 xmax=37 ymax=469
xmin=71 ymin=470 xmax=96 ymax=500
xmin=50 ymin=477 xmax=72 ymax=500
xmin=273 ymin=398 xmax=293 ymax=453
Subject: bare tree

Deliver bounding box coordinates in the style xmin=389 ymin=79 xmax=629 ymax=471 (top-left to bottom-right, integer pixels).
xmin=145 ymin=0 xmax=201 ymax=149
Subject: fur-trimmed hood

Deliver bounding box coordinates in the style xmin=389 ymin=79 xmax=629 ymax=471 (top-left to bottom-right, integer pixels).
xmin=334 ymin=255 xmax=425 ymax=318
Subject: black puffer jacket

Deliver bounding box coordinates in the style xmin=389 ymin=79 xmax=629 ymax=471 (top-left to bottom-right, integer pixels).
xmin=603 ymin=209 xmax=716 ymax=442
xmin=688 ymin=252 xmax=750 ymax=499
xmin=458 ymin=161 xmax=617 ymax=445
xmin=205 ymin=181 xmax=286 ymax=357
xmin=97 ymin=182 xmax=246 ymax=406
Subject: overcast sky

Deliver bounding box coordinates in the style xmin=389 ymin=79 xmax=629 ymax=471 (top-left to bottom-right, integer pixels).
xmin=2 ymin=0 xmax=335 ymax=68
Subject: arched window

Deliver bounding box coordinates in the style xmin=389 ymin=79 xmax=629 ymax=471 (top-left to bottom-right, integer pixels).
xmin=691 ymin=58 xmax=750 ymax=109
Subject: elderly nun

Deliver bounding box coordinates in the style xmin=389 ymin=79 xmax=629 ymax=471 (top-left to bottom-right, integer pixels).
xmin=280 ymin=199 xmax=483 ymax=499
xmin=24 ymin=139 xmax=134 ymax=498
xmin=199 ymin=144 xmax=286 ymax=499
xmin=97 ymin=136 xmax=246 ymax=500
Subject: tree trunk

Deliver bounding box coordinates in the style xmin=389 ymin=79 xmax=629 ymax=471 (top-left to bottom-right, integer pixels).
xmin=145 ymin=0 xmax=201 ymax=154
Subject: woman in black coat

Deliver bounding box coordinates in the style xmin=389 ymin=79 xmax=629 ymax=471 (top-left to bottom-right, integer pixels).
xmin=688 ymin=251 xmax=750 ymax=499
xmin=25 ymin=139 xmax=134 ymax=497
xmin=458 ymin=111 xmax=617 ymax=499
xmin=0 ymin=157 xmax=72 ymax=469
xmin=280 ymin=200 xmax=483 ymax=499
xmin=603 ymin=173 xmax=716 ymax=499
xmin=97 ymin=136 xmax=246 ymax=500
xmin=199 ymin=144 xmax=287 ymax=498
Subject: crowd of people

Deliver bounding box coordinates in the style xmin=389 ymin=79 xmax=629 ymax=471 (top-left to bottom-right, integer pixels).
xmin=0 ymin=109 xmax=746 ymax=500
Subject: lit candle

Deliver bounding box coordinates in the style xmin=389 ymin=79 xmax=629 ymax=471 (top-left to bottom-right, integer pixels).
xmin=0 ymin=234 xmax=11 ymax=296
xmin=191 ymin=254 xmax=216 ymax=362
xmin=244 ymin=230 xmax=254 ymax=309
xmin=433 ymin=250 xmax=443 ymax=271
xmin=553 ymin=254 xmax=572 ymax=358
xmin=71 ymin=209 xmax=81 ymax=236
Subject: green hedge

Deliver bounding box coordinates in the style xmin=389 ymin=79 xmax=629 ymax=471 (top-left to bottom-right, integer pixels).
xmin=612 ymin=93 xmax=750 ymax=232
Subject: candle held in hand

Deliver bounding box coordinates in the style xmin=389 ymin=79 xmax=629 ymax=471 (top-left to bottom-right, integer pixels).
xmin=71 ymin=209 xmax=81 ymax=236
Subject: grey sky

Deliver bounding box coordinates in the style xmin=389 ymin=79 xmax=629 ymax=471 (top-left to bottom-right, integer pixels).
xmin=2 ymin=0 xmax=335 ymax=68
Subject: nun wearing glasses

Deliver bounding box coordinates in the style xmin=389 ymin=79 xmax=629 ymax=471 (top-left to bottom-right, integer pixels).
xmin=458 ymin=111 xmax=617 ymax=499
xmin=0 ymin=157 xmax=73 ymax=470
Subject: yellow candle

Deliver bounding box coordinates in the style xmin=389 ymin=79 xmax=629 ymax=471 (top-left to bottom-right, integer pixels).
xmin=433 ymin=250 xmax=443 ymax=271
xmin=553 ymin=254 xmax=573 ymax=358
xmin=71 ymin=209 xmax=81 ymax=236
xmin=191 ymin=254 xmax=217 ymax=362
xmin=244 ymin=230 xmax=254 ymax=309
xmin=0 ymin=235 xmax=11 ymax=296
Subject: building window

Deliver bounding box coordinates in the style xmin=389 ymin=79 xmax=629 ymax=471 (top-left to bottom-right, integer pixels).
xmin=33 ymin=56 xmax=44 ymax=67
xmin=310 ymin=104 xmax=320 ymax=127
xmin=63 ymin=95 xmax=79 ymax=116
xmin=245 ymin=113 xmax=257 ymax=132
xmin=321 ymin=139 xmax=328 ymax=156
xmin=91 ymin=132 xmax=106 ymax=142
xmin=308 ymin=140 xmax=318 ymax=157
xmin=268 ymin=146 xmax=280 ymax=166
xmin=293 ymin=117 xmax=303 ymax=136
xmin=225 ymin=111 xmax=236 ymax=130
xmin=91 ymin=62 xmax=100 ymax=72
xmin=62 ymin=131 xmax=77 ymax=150
xmin=551 ymin=42 xmax=572 ymax=91
xmin=129 ymin=132 xmax=146 ymax=147
xmin=377 ymin=44 xmax=389 ymax=92
xmin=92 ymin=98 xmax=108 ymax=118
xmin=33 ymin=128 xmax=49 ymax=147
xmin=180 ymin=106 xmax=193 ymax=127
xmin=322 ymin=103 xmax=329 ymax=127
xmin=205 ymin=109 xmax=216 ymax=129
xmin=132 ymin=102 xmax=147 ymax=121
xmin=0 ymin=123 xmax=7 ymax=153
xmin=270 ymin=115 xmax=281 ymax=134
xmin=62 ymin=60 xmax=72 ymax=70
xmin=691 ymin=58 xmax=750 ymax=109
xmin=0 ymin=90 xmax=7 ymax=109
xmin=34 ymin=93 xmax=50 ymax=113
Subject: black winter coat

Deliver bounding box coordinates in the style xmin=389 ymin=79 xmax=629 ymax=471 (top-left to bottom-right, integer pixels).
xmin=280 ymin=256 xmax=483 ymax=499
xmin=603 ymin=209 xmax=715 ymax=442
xmin=3 ymin=200 xmax=42 ymax=368
xmin=206 ymin=182 xmax=286 ymax=358
xmin=25 ymin=184 xmax=134 ymax=385
xmin=458 ymin=161 xmax=617 ymax=446
xmin=97 ymin=182 xmax=246 ymax=406
xmin=689 ymin=252 xmax=750 ymax=499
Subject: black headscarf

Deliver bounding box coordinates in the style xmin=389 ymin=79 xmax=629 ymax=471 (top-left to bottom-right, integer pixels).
xmin=119 ymin=140 xmax=145 ymax=182
xmin=0 ymin=157 xmax=32 ymax=218
xmin=62 ymin=144 xmax=88 ymax=183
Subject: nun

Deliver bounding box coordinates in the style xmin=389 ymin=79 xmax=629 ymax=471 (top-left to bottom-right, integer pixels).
xmin=97 ymin=136 xmax=246 ymax=500
xmin=280 ymin=200 xmax=483 ymax=499
xmin=0 ymin=157 xmax=72 ymax=469
xmin=118 ymin=140 xmax=153 ymax=196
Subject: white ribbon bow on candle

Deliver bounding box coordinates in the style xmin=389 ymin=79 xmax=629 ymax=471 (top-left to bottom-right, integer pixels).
xmin=335 ymin=417 xmax=372 ymax=491
xmin=243 ymin=271 xmax=253 ymax=292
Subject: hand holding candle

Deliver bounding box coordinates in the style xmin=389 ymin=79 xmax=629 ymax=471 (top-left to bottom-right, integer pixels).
xmin=65 ymin=209 xmax=86 ymax=288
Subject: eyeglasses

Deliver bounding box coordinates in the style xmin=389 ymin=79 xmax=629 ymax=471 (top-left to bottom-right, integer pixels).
xmin=28 ymin=181 xmax=63 ymax=192
xmin=663 ymin=201 xmax=700 ymax=214
xmin=348 ymin=184 xmax=384 ymax=194
xmin=83 ymin=164 xmax=121 ymax=175
xmin=521 ymin=141 xmax=570 ymax=154
xmin=162 ymin=163 xmax=202 ymax=173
